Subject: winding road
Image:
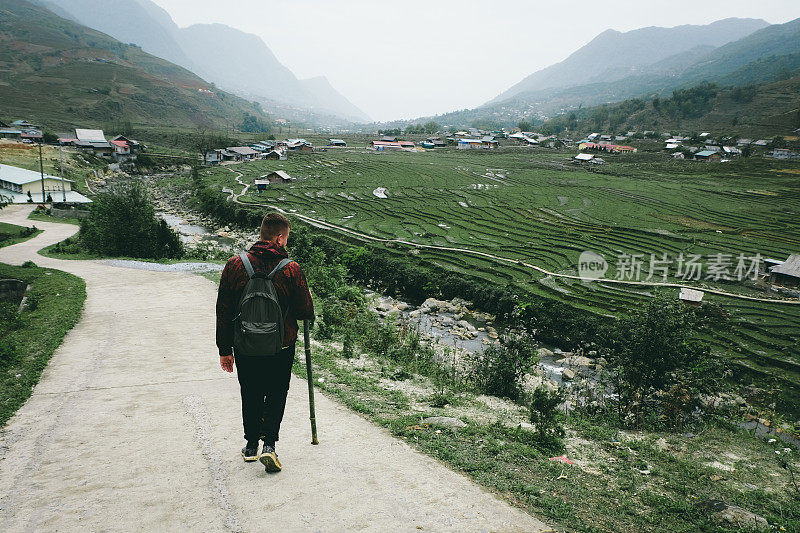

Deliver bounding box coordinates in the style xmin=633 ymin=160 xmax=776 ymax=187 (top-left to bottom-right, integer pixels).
xmin=0 ymin=205 xmax=550 ymax=532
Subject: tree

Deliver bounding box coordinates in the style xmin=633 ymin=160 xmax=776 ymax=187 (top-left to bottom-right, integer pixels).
xmin=42 ymin=131 xmax=58 ymax=144
xmin=423 ymin=121 xmax=439 ymax=134
xmin=78 ymin=182 xmax=183 ymax=259
xmin=606 ymin=294 xmax=714 ymax=427
xmin=239 ymin=113 xmax=271 ymax=133
xmin=517 ymin=120 xmax=532 ymax=132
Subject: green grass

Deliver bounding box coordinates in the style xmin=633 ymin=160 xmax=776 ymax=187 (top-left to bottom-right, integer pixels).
xmin=0 ymin=262 xmax=86 ymax=426
xmin=294 ymin=343 xmax=800 ymax=532
xmin=0 ymin=221 xmax=42 ymax=249
xmin=195 ymin=146 xmax=800 ymax=399
xmin=27 ymin=211 xmax=82 ymax=226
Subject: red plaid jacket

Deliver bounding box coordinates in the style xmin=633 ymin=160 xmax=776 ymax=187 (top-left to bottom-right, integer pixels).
xmin=216 ymin=240 xmax=314 ymax=356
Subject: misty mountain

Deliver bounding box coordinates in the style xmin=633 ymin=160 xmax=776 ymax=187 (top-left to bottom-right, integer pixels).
xmin=418 ymin=17 xmax=800 ymax=130
xmin=0 ymin=0 xmax=269 ymax=130
xmin=39 ymin=0 xmax=370 ymax=123
xmin=32 ymin=0 xmax=195 ymax=72
xmin=493 ymin=18 xmax=769 ymax=104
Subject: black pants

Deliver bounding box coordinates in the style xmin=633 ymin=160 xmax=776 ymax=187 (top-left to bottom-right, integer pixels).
xmin=234 ymin=345 xmax=295 ymax=443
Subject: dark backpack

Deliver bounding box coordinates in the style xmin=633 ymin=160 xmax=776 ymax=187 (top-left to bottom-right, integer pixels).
xmin=232 ymin=252 xmax=292 ymax=356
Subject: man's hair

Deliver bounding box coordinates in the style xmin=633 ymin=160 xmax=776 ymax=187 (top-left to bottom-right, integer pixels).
xmin=260 ymin=212 xmax=291 ymax=240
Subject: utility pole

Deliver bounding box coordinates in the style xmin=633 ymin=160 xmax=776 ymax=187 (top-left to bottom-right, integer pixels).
xmin=60 ymin=145 xmax=66 ymax=202
xmin=38 ymin=141 xmax=46 ymax=205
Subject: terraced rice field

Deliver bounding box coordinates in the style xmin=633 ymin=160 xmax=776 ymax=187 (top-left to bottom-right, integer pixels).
xmin=201 ymin=147 xmax=800 ymax=389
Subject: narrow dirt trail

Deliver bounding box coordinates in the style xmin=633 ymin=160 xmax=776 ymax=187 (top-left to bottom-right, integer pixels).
xmin=0 ymin=205 xmax=550 ymax=532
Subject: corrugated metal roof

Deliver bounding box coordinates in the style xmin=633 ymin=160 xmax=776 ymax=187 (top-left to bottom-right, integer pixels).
xmin=695 ymin=150 xmax=718 ymax=157
xmin=772 ymin=254 xmax=800 ymax=278
xmin=75 ymin=128 xmax=107 ymax=143
xmin=266 ymin=170 xmax=293 ymax=181
xmin=0 ymin=163 xmax=74 ymax=186
xmin=227 ymin=146 xmax=259 ymax=155
xmin=679 ymin=288 xmax=704 ymax=302
xmin=574 ymin=153 xmax=594 ymax=161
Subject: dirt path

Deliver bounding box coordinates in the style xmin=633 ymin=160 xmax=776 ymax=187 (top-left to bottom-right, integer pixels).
xmin=0 ymin=205 xmax=550 ymax=533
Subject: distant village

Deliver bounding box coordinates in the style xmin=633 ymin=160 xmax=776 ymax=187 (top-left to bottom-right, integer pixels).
xmin=1 ymin=115 xmax=799 ymax=209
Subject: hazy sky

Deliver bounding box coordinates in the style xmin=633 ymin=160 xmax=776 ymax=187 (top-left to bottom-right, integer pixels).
xmin=152 ymin=0 xmax=800 ymax=122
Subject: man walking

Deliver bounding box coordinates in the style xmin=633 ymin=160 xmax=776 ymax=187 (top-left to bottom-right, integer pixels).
xmin=216 ymin=213 xmax=314 ymax=472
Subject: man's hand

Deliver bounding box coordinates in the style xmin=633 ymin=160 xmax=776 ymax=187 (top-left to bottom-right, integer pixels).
xmin=220 ymin=355 xmax=234 ymax=373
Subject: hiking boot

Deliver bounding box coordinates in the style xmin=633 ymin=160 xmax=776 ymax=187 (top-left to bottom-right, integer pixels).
xmin=260 ymin=442 xmax=282 ymax=472
xmin=241 ymin=441 xmax=259 ymax=462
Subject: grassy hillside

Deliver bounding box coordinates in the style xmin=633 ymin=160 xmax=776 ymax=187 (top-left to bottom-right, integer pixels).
xmin=541 ymin=76 xmax=800 ymax=136
xmin=0 ymin=0 xmax=268 ymax=130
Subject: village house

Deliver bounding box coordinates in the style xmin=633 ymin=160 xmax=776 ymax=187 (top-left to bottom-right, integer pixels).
xmin=286 ymin=139 xmax=313 ymax=151
xmin=578 ymin=142 xmax=637 ymax=154
xmin=0 ymin=127 xmax=22 ymax=140
xmin=328 ymin=139 xmax=347 ymax=147
xmin=263 ymin=171 xmax=294 ymax=184
xmin=457 ymin=138 xmax=484 ymax=150
xmin=0 ymin=163 xmax=91 ymax=204
xmin=264 ymin=150 xmax=286 ymax=161
xmin=694 ymin=150 xmax=722 ymax=161
xmin=769 ymin=254 xmax=800 ymax=289
xmin=426 ymin=137 xmax=446 ymax=147
xmin=772 ymin=148 xmax=799 ymax=160
xmin=204 ymin=149 xmax=224 ymax=165
xmin=75 ymin=129 xmax=113 ymax=157
xmin=226 ymin=146 xmax=260 ymax=161
xmin=481 ymin=136 xmax=499 ymax=149
xmin=372 ymin=140 xmax=403 ymax=151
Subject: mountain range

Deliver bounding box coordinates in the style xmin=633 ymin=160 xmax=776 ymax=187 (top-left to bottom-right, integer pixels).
xmin=32 ymin=0 xmax=371 ymax=124
xmin=0 ymin=0 xmax=269 ymax=130
xmin=408 ymin=17 xmax=800 ymax=131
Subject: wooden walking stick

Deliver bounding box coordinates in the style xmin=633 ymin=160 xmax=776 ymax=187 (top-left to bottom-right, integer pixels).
xmin=304 ymin=320 xmax=319 ymax=445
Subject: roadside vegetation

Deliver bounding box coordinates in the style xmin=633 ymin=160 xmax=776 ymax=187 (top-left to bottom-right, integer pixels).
xmin=0 ymin=221 xmax=41 ymax=249
xmin=0 ymin=262 xmax=86 ymax=426
xmin=47 ymin=182 xmax=183 ymax=260
xmin=197 ymin=219 xmax=799 ymax=531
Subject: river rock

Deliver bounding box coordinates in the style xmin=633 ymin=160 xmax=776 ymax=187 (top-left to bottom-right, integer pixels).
xmin=440 ymin=316 xmax=454 ymax=326
xmin=376 ymin=302 xmax=393 ymax=312
xmin=457 ymin=320 xmax=475 ymax=332
xmin=565 ymin=356 xmax=592 ymax=367
xmin=537 ymin=348 xmax=554 ymax=358
xmin=562 ymin=368 xmax=576 ymax=381
xmin=395 ymin=302 xmax=410 ymax=311
xmin=704 ymin=500 xmax=768 ymax=529
xmin=421 ymin=298 xmax=444 ymax=311
xmin=488 ymin=331 xmax=499 ymax=339
xmin=422 ymin=416 xmax=467 ymax=428
xmin=409 ymin=310 xmax=421 ymax=318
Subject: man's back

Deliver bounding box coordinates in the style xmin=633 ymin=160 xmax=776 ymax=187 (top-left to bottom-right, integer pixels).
xmin=215 ymin=240 xmax=314 ymax=356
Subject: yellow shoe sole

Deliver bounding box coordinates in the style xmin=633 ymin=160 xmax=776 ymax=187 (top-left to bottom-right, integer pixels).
xmin=242 ymin=451 xmax=259 ymax=462
xmin=260 ymin=451 xmax=282 ymax=472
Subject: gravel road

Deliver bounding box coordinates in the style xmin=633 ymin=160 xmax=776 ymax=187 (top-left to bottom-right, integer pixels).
xmin=0 ymin=205 xmax=551 ymax=532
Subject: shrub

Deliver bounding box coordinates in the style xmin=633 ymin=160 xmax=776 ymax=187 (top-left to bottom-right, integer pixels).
xmin=529 ymin=387 xmax=566 ymax=454
xmin=606 ymin=293 xmax=717 ymax=428
xmin=471 ymin=335 xmax=538 ymax=402
xmin=78 ymin=182 xmax=183 ymax=259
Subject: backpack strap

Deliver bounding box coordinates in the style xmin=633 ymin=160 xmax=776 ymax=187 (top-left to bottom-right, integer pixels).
xmin=239 ymin=251 xmax=255 ymax=279
xmin=267 ymin=258 xmax=292 ymax=280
